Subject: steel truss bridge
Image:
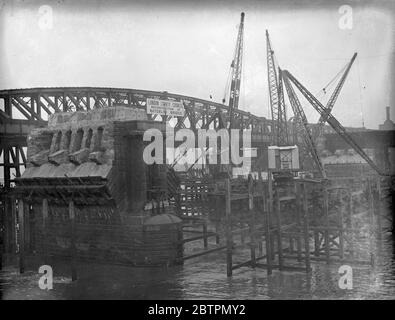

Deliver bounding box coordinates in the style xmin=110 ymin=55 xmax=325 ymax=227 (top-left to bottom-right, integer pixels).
xmin=0 ymin=86 xmax=273 ymax=191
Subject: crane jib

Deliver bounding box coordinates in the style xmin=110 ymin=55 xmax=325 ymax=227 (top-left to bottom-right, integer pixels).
xmin=283 ymin=69 xmax=387 ymax=177
xmin=317 ymin=52 xmax=358 ymax=126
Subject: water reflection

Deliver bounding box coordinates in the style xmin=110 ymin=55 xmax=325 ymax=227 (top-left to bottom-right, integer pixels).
xmin=1 ymin=219 xmax=394 ymax=300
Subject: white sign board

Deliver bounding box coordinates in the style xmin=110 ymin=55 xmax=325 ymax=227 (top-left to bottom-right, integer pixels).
xmin=146 ymin=98 xmax=185 ymax=117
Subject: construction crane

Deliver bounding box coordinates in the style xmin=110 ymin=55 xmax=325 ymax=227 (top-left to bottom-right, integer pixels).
xmin=314 ymin=53 xmax=358 ymax=139
xmin=225 ymin=12 xmax=245 ymax=129
xmin=266 ymin=30 xmax=288 ymax=146
xmin=174 ymin=13 xmax=245 ymax=174
xmin=285 ymin=53 xmax=356 ymax=175
xmin=281 ymin=69 xmax=326 ymax=178
xmin=283 ymin=69 xmax=386 ymax=176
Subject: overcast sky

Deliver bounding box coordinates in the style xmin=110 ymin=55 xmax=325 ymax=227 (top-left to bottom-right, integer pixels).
xmin=0 ymin=0 xmax=394 ymax=129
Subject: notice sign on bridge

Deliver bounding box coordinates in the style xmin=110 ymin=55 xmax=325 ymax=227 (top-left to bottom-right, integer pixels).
xmin=146 ymin=98 xmax=185 ymax=117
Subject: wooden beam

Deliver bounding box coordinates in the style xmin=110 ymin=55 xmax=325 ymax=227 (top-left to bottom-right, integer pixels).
xmin=181 ymin=245 xmax=226 ymax=261
xmin=42 ymin=198 xmax=48 ymax=264
xmin=225 ymin=178 xmax=232 ymax=277
xmin=69 ymin=200 xmax=77 ymax=281
xmin=18 ymin=199 xmax=25 ymax=274
xmin=302 ymin=183 xmax=311 ymax=272
xmin=275 ymin=185 xmax=284 ymax=270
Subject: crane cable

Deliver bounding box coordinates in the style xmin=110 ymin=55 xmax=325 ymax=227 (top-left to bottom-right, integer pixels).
xmin=356 ymin=56 xmax=365 ymax=128
xmin=288 ymin=58 xmax=349 ymax=124
xmin=315 ymin=62 xmax=348 ymax=101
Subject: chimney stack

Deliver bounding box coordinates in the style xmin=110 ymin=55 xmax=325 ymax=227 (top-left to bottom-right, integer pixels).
xmin=386 ymin=106 xmax=390 ymax=121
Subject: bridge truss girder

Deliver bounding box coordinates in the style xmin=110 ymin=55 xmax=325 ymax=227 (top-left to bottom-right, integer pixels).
xmin=0 ymin=87 xmax=273 ymax=189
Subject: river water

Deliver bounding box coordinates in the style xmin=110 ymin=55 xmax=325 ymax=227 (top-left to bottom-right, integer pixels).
xmin=1 ymin=215 xmax=394 ymax=300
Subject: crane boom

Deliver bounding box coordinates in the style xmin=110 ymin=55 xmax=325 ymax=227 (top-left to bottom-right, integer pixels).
xmin=315 ymin=53 xmax=358 ymax=138
xmin=228 ymin=12 xmax=245 ymax=129
xmin=277 ymin=67 xmax=289 ymax=145
xmin=266 ymin=30 xmax=288 ymax=145
xmin=282 ymin=70 xmax=326 ymax=178
xmin=283 ymin=69 xmax=385 ymax=176
xmin=173 ymin=13 xmax=244 ymax=171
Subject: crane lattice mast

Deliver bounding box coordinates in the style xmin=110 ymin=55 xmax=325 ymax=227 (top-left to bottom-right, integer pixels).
xmin=282 ymin=69 xmax=326 ymax=178
xmin=228 ymin=12 xmax=245 ymax=129
xmin=266 ymin=30 xmax=288 ymax=146
xmin=314 ymin=53 xmax=358 ymax=139
xmin=283 ymin=69 xmax=385 ymax=176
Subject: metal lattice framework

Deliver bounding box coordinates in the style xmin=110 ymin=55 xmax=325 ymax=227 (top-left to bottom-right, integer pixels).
xmin=314 ymin=53 xmax=358 ymax=140
xmin=266 ymin=30 xmax=288 ymax=146
xmin=0 ymin=86 xmax=272 ymax=189
xmin=282 ymin=70 xmax=326 ymax=177
xmin=283 ymin=70 xmax=386 ymax=176
xmin=228 ymin=12 xmax=245 ymax=127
